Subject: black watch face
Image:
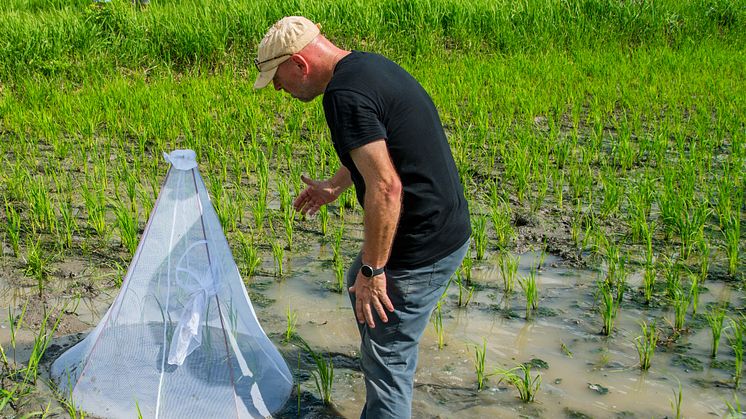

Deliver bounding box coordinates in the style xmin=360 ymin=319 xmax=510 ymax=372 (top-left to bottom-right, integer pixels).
xmin=361 ymin=265 xmax=373 ymax=277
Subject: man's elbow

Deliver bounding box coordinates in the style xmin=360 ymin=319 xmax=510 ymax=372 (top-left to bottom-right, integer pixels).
xmin=381 ymin=176 xmax=402 ymax=203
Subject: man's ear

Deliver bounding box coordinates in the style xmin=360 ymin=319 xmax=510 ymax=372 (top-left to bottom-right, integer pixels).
xmin=290 ymin=54 xmax=309 ymax=75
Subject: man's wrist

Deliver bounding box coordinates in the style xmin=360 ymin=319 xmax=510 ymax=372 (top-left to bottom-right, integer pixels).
xmin=360 ymin=264 xmax=385 ymax=278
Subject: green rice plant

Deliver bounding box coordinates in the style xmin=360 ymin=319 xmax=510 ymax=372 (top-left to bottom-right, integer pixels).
xmin=725 ymin=393 xmax=743 ymax=418
xmin=3 ymin=200 xmax=21 ymax=256
xmin=663 ymin=258 xmax=681 ymax=301
xmin=282 ymin=205 xmax=295 ymax=250
xmin=58 ymin=198 xmax=77 ymax=249
xmin=27 ymin=175 xmax=57 ymax=235
xmin=24 ymin=238 xmax=50 ymax=297
xmin=495 ymin=363 xmax=541 ymax=403
xmin=460 ymin=256 xmax=473 ymax=283
xmin=518 ymin=268 xmax=538 ymax=320
xmin=634 ymin=320 xmax=659 ymax=370
xmin=598 ymin=281 xmax=618 ymax=336
xmin=727 ymin=318 xmax=744 ymax=388
xmin=642 ymin=264 xmax=657 ymax=305
xmin=705 ymin=304 xmax=727 ymax=358
xmin=332 ymin=224 xmax=344 ymax=263
xmin=271 ymin=239 xmax=285 ymax=277
xmin=471 ymin=215 xmax=487 ymax=260
xmin=113 ymin=199 xmax=139 ymax=255
xmin=333 ymin=257 xmax=345 ymax=293
xmin=251 ymin=192 xmax=267 ymax=235
xmin=138 ymin=184 xmax=155 ymax=222
xmin=235 ymin=231 xmax=261 ymax=278
xmin=81 ymin=180 xmax=109 ymax=239
xmin=670 ymin=379 xmax=683 ymax=419
xmin=489 ymin=197 xmax=513 ymax=249
xmin=432 ymin=298 xmax=445 ymax=350
xmin=278 ymin=179 xmax=292 ymax=212
xmin=722 ymin=213 xmax=741 ymax=278
xmin=299 ymin=340 xmax=334 ymax=406
xmin=284 ymin=306 xmax=298 ymax=344
xmin=552 ymin=169 xmax=564 ymax=211
xmin=498 ymin=252 xmax=518 ymax=294
xmin=472 ymin=338 xmax=490 ymax=391
xmin=455 ymin=270 xmax=474 ymax=308
xmin=24 ymin=302 xmax=66 ymax=384
xmin=698 ymin=238 xmax=710 ymax=282
xmin=671 ymin=287 xmax=690 ymax=335
xmin=600 ymin=170 xmax=621 ymax=218
xmin=688 ymin=274 xmax=700 ymax=316
xmin=6 ymin=301 xmax=27 ymax=366
xmin=318 ymin=204 xmax=329 ymax=236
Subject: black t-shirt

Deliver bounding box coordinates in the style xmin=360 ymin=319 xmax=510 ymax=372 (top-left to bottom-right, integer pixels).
xmin=322 ymin=51 xmax=470 ymax=269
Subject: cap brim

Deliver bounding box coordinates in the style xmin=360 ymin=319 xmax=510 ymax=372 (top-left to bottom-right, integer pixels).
xmin=253 ymin=67 xmax=277 ymax=90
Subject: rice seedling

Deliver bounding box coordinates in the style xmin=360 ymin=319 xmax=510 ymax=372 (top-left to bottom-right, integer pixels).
xmin=331 ymin=224 xmax=344 ymax=264
xmin=634 ymin=320 xmax=659 ymax=370
xmin=113 ymin=199 xmax=139 ymax=255
xmin=725 ymin=393 xmax=743 ymax=418
xmin=489 ymin=197 xmax=513 ymax=249
xmin=284 ymin=306 xmax=298 ymax=344
xmin=472 ymin=338 xmax=490 ymax=391
xmin=688 ymin=274 xmax=700 ymax=316
xmin=598 ymin=281 xmax=617 ymax=336
xmin=499 ymin=252 xmax=518 ymax=294
xmin=24 ymin=238 xmax=51 ymax=297
xmin=460 ymin=256 xmax=473 ymax=283
xmin=81 ymin=180 xmax=109 ymax=239
xmin=696 ymin=237 xmax=711 ymax=283
xmin=518 ymin=268 xmax=538 ymax=320
xmin=299 ymin=340 xmax=334 ymax=406
xmin=671 ymin=287 xmax=690 ymax=335
xmin=333 ymin=257 xmax=345 ymax=293
xmin=3 ymin=200 xmax=21 ymax=257
xmin=642 ymin=264 xmax=657 ymax=305
xmin=271 ymin=239 xmax=285 ymax=277
xmin=251 ymin=192 xmax=268 ymax=235
xmin=495 ymin=363 xmax=541 ymax=403
xmin=24 ymin=303 xmax=66 ymax=384
xmin=282 ymin=205 xmax=295 ymax=250
xmin=58 ymin=198 xmax=77 ymax=249
xmin=455 ymin=270 xmax=474 ymax=307
xmin=727 ymin=318 xmax=744 ymax=388
xmin=706 ymin=304 xmax=727 ymax=359
xmin=722 ymin=213 xmax=741 ymax=278
xmin=318 ymin=204 xmax=329 ymax=236
xmin=432 ymin=298 xmax=445 ymax=350
xmin=235 ymin=231 xmax=261 ymax=278
xmin=471 ymin=215 xmax=487 ymax=260
xmin=670 ymin=379 xmax=683 ymax=419
xmin=27 ymin=175 xmax=57 ymax=235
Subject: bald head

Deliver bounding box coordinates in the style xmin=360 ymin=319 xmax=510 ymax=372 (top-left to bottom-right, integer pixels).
xmin=271 ymin=34 xmax=350 ymax=102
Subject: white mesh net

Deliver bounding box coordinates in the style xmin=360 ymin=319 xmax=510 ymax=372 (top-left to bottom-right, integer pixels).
xmin=51 ymin=150 xmax=292 ymax=418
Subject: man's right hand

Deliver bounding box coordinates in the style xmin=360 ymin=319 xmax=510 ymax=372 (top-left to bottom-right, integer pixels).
xmin=293 ymin=175 xmax=339 ymax=216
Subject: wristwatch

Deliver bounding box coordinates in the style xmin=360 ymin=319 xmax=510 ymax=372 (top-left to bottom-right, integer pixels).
xmin=360 ymin=264 xmax=385 ymax=278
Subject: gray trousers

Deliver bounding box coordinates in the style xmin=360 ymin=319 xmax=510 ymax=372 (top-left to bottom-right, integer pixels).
xmin=347 ymin=240 xmax=469 ymax=419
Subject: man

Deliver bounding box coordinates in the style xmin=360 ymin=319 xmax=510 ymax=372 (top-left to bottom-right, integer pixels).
xmin=254 ymin=16 xmax=470 ymax=418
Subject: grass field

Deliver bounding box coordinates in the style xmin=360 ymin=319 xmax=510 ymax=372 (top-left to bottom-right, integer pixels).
xmin=0 ymin=0 xmax=744 ymax=416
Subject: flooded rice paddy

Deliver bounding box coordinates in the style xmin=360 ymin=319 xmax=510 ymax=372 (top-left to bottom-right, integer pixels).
xmin=0 ymin=240 xmax=742 ymax=418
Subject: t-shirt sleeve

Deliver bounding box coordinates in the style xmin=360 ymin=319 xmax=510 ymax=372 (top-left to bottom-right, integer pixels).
xmin=322 ymin=89 xmax=387 ymax=156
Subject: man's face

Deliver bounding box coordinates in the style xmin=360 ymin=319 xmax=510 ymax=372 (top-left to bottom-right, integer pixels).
xmin=272 ymin=57 xmax=316 ymax=102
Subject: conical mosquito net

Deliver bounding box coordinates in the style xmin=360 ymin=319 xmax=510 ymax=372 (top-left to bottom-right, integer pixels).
xmin=51 ymin=150 xmax=292 ymax=418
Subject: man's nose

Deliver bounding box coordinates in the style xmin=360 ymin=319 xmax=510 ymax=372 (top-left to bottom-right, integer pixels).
xmin=273 ymin=79 xmax=281 ymax=91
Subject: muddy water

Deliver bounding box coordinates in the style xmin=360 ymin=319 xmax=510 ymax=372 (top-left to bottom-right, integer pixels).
xmin=264 ymin=251 xmax=743 ymax=418
xmin=1 ymin=248 xmax=742 ymax=418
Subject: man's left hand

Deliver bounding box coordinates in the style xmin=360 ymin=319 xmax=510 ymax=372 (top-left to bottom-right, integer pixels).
xmin=349 ymin=272 xmax=395 ymax=328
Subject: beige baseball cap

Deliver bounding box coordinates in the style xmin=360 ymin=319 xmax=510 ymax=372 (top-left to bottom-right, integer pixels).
xmin=253 ymin=16 xmax=320 ymax=90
